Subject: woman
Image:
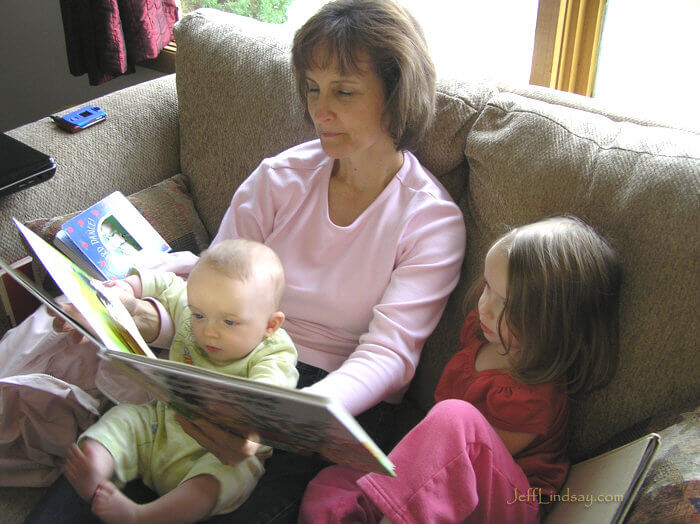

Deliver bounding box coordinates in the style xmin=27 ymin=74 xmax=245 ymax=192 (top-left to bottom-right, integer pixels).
xmin=21 ymin=0 xmax=465 ymax=522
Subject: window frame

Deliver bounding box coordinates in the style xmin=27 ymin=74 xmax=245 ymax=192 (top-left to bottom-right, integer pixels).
xmin=140 ymin=42 xmax=177 ymax=74
xmin=530 ymin=0 xmax=606 ymax=96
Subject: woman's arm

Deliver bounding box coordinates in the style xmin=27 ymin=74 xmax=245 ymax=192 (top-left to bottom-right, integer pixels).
xmin=305 ymin=199 xmax=466 ymax=415
xmin=210 ymin=159 xmax=282 ymax=246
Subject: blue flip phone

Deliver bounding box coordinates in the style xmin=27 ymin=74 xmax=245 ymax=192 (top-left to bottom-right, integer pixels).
xmin=51 ymin=105 xmax=107 ymax=133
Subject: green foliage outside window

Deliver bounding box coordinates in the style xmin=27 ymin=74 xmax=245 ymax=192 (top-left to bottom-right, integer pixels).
xmin=180 ymin=0 xmax=293 ymax=24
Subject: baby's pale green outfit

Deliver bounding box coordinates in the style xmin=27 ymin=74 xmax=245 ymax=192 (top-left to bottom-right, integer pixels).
xmin=79 ymin=270 xmax=298 ymax=516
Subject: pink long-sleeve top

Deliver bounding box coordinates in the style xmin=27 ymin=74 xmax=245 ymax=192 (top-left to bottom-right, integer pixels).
xmin=159 ymin=140 xmax=465 ymax=415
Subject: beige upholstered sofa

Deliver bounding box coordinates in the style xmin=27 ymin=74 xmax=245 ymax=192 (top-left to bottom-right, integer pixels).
xmin=1 ymin=9 xmax=698 ymax=522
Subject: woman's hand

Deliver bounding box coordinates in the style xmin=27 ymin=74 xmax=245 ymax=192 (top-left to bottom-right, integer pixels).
xmin=49 ymin=298 xmax=91 ymax=344
xmin=175 ymin=414 xmax=262 ymax=466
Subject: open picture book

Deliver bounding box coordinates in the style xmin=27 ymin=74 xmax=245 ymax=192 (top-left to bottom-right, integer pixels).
xmin=1 ymin=219 xmax=395 ymax=477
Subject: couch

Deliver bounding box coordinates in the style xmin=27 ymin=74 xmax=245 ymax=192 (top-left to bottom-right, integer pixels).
xmin=1 ymin=9 xmax=698 ymax=523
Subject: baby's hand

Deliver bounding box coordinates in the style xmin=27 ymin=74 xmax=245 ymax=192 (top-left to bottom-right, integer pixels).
xmin=118 ymin=295 xmax=160 ymax=343
xmin=98 ymin=280 xmax=160 ymax=343
xmin=103 ymin=274 xmax=142 ymax=298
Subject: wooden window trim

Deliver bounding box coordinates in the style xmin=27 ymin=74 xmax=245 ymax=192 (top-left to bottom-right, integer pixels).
xmin=139 ymin=42 xmax=177 ymax=74
xmin=530 ymin=0 xmax=606 ymax=96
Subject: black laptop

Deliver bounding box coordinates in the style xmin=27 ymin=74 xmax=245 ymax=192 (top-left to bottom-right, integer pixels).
xmin=0 ymin=133 xmax=56 ymax=197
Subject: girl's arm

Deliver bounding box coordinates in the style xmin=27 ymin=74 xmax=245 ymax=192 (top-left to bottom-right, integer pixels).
xmin=492 ymin=428 xmax=537 ymax=456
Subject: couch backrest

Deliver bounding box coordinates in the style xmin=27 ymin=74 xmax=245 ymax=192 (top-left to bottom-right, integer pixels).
xmin=175 ymin=9 xmax=700 ymax=460
xmin=461 ymin=91 xmax=699 ymax=459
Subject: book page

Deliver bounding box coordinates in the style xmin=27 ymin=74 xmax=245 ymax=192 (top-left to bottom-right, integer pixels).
xmin=12 ymin=219 xmax=155 ymax=358
xmin=102 ymin=351 xmax=396 ymax=476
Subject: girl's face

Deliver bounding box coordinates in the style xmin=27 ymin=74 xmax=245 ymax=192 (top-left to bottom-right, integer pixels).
xmin=478 ymin=244 xmax=519 ymax=349
xmin=304 ymin=50 xmax=395 ymax=162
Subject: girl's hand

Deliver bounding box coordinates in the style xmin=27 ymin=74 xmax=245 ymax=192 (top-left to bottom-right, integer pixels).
xmin=175 ymin=414 xmax=262 ymax=466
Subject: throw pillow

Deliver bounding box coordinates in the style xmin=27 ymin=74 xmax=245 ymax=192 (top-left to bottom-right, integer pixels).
xmin=625 ymin=405 xmax=700 ymax=523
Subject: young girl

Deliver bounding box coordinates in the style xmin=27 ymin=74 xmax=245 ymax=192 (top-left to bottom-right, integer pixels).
xmin=299 ymin=215 xmax=622 ymax=523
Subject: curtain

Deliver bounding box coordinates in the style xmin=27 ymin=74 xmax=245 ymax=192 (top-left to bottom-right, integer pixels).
xmin=59 ymin=0 xmax=179 ymax=85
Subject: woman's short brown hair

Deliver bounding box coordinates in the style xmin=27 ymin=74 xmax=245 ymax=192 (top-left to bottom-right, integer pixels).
xmin=291 ymin=0 xmax=436 ymax=151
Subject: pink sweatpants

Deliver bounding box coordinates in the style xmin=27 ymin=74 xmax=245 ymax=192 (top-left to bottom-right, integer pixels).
xmin=299 ymin=399 xmax=540 ymax=523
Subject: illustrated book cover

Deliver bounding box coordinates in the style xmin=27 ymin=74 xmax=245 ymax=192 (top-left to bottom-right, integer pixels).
xmin=1 ymin=219 xmax=395 ymax=476
xmin=55 ymin=191 xmax=171 ymax=280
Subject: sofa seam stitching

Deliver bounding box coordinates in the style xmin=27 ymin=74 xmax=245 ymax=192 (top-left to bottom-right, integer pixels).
xmin=482 ymin=102 xmax=700 ymax=162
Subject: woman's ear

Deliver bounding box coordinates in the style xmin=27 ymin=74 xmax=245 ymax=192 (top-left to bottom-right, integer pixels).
xmin=264 ymin=311 xmax=285 ymax=337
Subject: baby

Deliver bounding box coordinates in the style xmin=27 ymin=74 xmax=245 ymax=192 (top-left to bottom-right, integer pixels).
xmin=63 ymin=238 xmax=298 ymax=523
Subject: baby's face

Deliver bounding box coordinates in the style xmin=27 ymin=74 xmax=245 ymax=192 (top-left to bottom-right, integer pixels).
xmin=187 ymin=265 xmax=274 ymax=362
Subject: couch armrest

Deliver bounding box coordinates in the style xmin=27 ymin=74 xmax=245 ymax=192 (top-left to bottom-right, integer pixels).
xmin=0 ymin=74 xmax=179 ymax=267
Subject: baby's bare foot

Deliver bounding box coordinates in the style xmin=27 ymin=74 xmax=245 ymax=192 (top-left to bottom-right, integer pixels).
xmin=63 ymin=442 xmax=113 ymax=502
xmin=92 ymin=480 xmax=140 ymax=524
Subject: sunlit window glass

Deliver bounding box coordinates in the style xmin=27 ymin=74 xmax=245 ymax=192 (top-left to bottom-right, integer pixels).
xmin=179 ymin=0 xmax=539 ymax=86
xmin=594 ymin=0 xmax=700 ymax=127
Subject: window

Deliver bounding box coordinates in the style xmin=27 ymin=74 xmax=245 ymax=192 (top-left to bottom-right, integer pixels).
xmin=166 ymin=0 xmax=698 ymax=126
xmin=593 ymin=0 xmax=699 ymax=128
xmin=178 ymin=0 xmax=540 ymax=85
xmin=179 ymin=0 xmax=294 ymax=24
xmin=391 ymin=0 xmax=540 ymax=85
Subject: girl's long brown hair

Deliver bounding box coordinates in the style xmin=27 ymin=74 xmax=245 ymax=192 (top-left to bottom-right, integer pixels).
xmin=468 ymin=216 xmax=622 ymax=398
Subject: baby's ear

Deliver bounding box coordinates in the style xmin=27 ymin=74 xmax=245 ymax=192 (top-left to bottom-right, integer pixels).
xmin=264 ymin=311 xmax=285 ymax=337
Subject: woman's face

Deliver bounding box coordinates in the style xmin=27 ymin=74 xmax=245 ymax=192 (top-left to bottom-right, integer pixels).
xmin=304 ymin=50 xmax=395 ymax=161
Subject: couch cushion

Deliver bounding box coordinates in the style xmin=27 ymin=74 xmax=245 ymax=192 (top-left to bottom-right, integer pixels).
xmin=418 ymin=79 xmax=496 ymax=179
xmin=463 ymin=89 xmax=700 ymax=460
xmin=625 ymin=405 xmax=700 ymax=523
